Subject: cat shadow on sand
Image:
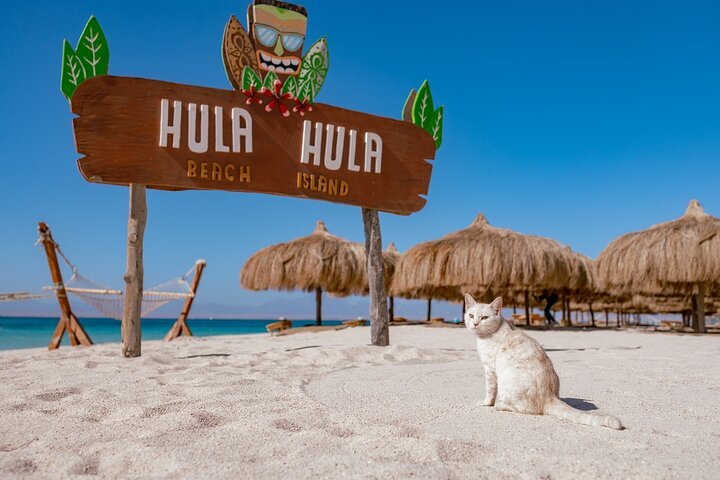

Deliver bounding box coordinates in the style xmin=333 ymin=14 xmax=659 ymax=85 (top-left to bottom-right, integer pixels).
xmin=561 ymin=398 xmax=598 ymax=411
xmin=464 ymin=295 xmax=623 ymax=430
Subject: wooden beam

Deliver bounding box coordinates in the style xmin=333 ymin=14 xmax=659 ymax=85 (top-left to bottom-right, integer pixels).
xmin=121 ymin=184 xmax=146 ymax=358
xmin=362 ymin=208 xmax=389 ymax=346
xmin=37 ymin=222 xmax=92 ymax=350
xmin=164 ymin=260 xmax=206 ymax=341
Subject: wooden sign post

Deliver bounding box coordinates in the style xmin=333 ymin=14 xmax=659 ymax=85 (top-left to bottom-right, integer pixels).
xmin=121 ymin=184 xmax=146 ymax=357
xmin=62 ymin=3 xmax=443 ymax=354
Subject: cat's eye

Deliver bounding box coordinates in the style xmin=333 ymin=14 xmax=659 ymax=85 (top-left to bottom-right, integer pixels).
xmin=468 ymin=314 xmax=474 ymax=319
xmin=480 ymin=316 xmax=489 ymax=321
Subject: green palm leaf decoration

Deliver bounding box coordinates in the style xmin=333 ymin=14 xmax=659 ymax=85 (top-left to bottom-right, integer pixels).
xmin=241 ymin=66 xmax=262 ymax=90
xmin=282 ymin=75 xmax=299 ymax=97
xmin=60 ymin=16 xmax=110 ymax=101
xmin=298 ymin=38 xmax=329 ymax=103
xmin=60 ymin=40 xmax=86 ymax=101
xmin=406 ymin=80 xmax=443 ymax=150
xmin=262 ymin=71 xmax=279 ymax=90
xmin=75 ymin=16 xmax=109 ymax=77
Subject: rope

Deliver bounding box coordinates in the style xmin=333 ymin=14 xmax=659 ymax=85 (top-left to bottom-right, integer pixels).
xmin=0 ymin=292 xmax=53 ymax=302
xmin=35 ymin=226 xmax=77 ymax=273
xmin=54 ymin=243 xmax=77 ymax=274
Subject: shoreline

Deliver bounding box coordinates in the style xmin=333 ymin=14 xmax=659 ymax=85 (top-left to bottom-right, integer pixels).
xmin=3 ymin=320 xmax=718 ymax=353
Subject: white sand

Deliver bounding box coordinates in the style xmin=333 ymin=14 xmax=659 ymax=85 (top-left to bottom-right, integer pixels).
xmin=1 ymin=326 xmax=719 ymax=479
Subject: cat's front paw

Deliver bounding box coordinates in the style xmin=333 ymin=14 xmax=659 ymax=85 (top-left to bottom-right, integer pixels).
xmin=478 ymin=398 xmax=495 ymax=407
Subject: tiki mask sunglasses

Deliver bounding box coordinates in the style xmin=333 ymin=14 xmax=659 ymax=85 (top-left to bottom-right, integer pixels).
xmin=254 ymin=24 xmax=304 ymax=52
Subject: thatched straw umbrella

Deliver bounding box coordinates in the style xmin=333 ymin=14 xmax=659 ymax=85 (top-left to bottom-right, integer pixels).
xmin=240 ymin=221 xmax=365 ymax=325
xmin=557 ymin=250 xmax=598 ymax=326
xmin=392 ymin=213 xmax=574 ymax=325
xmin=595 ymin=200 xmax=720 ymax=332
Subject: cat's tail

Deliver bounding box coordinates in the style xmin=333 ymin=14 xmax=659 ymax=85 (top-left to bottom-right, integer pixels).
xmin=545 ymin=397 xmax=623 ymax=430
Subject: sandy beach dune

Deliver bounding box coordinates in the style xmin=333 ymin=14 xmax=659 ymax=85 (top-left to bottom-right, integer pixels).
xmin=1 ymin=327 xmax=719 ymax=479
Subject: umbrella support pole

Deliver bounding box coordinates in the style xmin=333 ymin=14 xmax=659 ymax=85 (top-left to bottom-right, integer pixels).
xmin=315 ymin=287 xmax=322 ymax=326
xmin=427 ymin=298 xmax=432 ymax=322
xmin=560 ymin=294 xmax=569 ymax=327
xmin=524 ymin=291 xmax=530 ymax=326
xmin=122 ymin=183 xmax=146 ymax=358
xmin=695 ymin=284 xmax=706 ymax=333
xmin=362 ymin=208 xmax=389 ymax=346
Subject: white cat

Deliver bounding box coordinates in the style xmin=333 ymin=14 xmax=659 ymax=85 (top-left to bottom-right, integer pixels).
xmin=464 ymin=294 xmax=623 ymax=430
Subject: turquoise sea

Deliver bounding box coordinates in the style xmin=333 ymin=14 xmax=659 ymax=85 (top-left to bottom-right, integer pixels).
xmin=0 ymin=317 xmax=344 ymax=351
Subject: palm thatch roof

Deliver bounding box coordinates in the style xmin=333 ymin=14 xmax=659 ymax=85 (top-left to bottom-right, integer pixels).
xmin=240 ymin=220 xmax=365 ymax=295
xmin=379 ymin=243 xmax=401 ymax=295
xmin=332 ymin=242 xmax=402 ymax=297
xmin=564 ymin=249 xmax=598 ymax=300
xmin=391 ymin=213 xmax=574 ymax=302
xmin=383 ymin=243 xmax=401 ymax=281
xmin=595 ymin=200 xmax=720 ymax=296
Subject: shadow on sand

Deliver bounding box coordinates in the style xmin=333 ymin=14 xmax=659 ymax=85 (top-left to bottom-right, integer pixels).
xmin=561 ymin=398 xmax=598 ymax=411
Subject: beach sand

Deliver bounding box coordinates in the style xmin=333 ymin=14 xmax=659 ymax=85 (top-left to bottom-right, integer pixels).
xmin=1 ymin=326 xmax=718 ymax=479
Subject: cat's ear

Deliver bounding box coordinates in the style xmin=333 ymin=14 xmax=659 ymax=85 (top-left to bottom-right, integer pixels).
xmin=489 ymin=297 xmax=503 ymax=315
xmin=464 ymin=293 xmax=476 ymax=310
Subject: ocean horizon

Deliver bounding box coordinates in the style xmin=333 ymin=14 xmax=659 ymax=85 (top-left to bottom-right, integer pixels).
xmin=0 ymin=316 xmax=345 ymax=351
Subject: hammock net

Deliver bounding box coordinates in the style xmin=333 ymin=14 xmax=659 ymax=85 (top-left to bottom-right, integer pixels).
xmin=61 ymin=265 xmax=196 ymax=320
xmin=1 ymin=228 xmax=201 ymax=320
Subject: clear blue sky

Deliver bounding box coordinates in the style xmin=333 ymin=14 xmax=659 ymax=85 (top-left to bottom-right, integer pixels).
xmin=1 ymin=1 xmax=719 ymax=319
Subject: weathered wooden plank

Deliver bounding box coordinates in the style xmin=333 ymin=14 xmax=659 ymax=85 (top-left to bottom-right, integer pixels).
xmin=71 ymin=76 xmax=436 ymax=215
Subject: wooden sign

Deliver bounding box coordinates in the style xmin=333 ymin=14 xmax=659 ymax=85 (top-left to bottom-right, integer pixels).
xmin=61 ymin=6 xmax=445 ymax=354
xmin=71 ymin=75 xmax=436 ymax=214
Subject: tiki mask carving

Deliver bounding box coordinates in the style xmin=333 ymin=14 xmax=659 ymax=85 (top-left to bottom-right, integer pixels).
xmin=248 ymin=0 xmax=307 ymax=80
xmin=223 ymin=0 xmax=329 ymax=105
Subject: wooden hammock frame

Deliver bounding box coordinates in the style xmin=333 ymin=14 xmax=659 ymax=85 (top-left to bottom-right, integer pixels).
xmin=37 ymin=222 xmax=207 ymax=350
xmin=38 ymin=222 xmax=93 ymax=350
xmin=164 ymin=260 xmax=206 ymax=341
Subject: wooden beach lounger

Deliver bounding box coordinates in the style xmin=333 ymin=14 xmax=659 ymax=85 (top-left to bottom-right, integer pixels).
xmin=266 ymin=319 xmax=292 ymax=335
xmin=511 ymin=313 xmax=546 ymax=326
xmin=342 ymin=319 xmax=367 ymax=327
